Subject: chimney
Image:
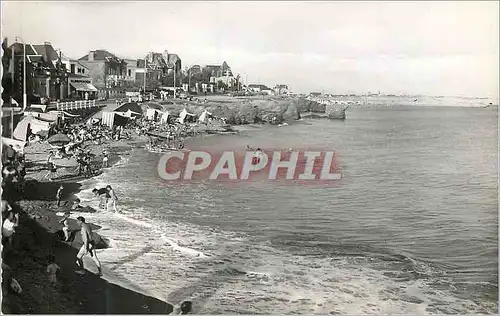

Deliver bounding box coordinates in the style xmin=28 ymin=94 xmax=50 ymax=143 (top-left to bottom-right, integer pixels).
xmin=88 ymin=51 xmax=95 ymax=61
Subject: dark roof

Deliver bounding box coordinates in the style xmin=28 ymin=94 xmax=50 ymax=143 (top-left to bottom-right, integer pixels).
xmin=221 ymin=61 xmax=230 ymax=70
xmin=79 ymin=50 xmax=119 ymax=61
xmin=275 ymin=84 xmax=288 ymax=89
xmin=167 ymin=54 xmax=180 ymax=64
xmin=32 ymin=44 xmax=59 ymax=61
xmin=115 ymin=102 xmax=143 ymax=115
xmin=145 ymin=52 xmax=168 ymax=68
xmin=10 ymin=43 xmax=38 ymax=56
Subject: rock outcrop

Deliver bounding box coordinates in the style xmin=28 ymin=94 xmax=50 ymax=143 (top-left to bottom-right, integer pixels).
xmin=326 ymin=104 xmax=347 ymax=120
xmin=148 ymin=96 xmax=346 ymax=126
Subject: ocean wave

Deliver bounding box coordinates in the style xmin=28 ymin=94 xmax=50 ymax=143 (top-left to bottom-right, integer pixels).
xmin=113 ymin=212 xmax=154 ymax=229
xmin=160 ymin=234 xmax=209 ymax=258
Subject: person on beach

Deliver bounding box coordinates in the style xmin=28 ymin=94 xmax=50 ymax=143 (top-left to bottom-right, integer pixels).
xmin=71 ymin=198 xmax=81 ymax=210
xmin=102 ymin=149 xmax=109 ymax=168
xmin=56 ymin=185 xmax=64 ymax=207
xmin=75 ymin=216 xmax=102 ymax=276
xmin=44 ymin=152 xmax=58 ymax=181
xmin=252 ymin=148 xmax=263 ymax=164
xmin=106 ymin=185 xmax=118 ymax=212
xmin=179 ymin=301 xmax=192 ymax=314
xmin=2 ymin=210 xmax=19 ymax=247
xmin=58 ymin=211 xmax=71 ymax=242
xmin=92 ymin=188 xmax=110 ymax=209
xmin=46 ymin=255 xmax=60 ymax=285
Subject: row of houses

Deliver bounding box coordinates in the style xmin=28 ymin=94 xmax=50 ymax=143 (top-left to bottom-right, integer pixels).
xmin=246 ymin=84 xmax=289 ymax=95
xmin=1 ymin=38 xmax=242 ymax=106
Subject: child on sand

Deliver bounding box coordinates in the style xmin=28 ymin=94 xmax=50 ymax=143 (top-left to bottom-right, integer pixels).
xmin=46 ymin=255 xmax=60 ymax=284
xmin=56 ymin=185 xmax=64 ymax=207
xmin=58 ymin=211 xmax=71 ymax=242
xmin=102 ymin=149 xmax=109 ymax=168
xmin=106 ymin=185 xmax=118 ymax=212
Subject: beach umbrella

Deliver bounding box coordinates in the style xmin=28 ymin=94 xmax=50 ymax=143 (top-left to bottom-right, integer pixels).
xmin=47 ymin=133 xmax=71 ymax=146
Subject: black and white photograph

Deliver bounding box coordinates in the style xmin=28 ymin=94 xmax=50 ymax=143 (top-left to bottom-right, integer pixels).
xmin=0 ymin=1 xmax=498 ymax=314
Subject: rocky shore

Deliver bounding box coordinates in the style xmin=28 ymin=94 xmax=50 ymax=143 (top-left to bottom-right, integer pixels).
xmin=153 ymin=95 xmax=346 ymax=125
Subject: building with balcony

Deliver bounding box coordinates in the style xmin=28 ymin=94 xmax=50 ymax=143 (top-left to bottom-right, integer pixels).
xmin=78 ymin=50 xmax=127 ymax=90
xmin=9 ymin=41 xmax=68 ymax=103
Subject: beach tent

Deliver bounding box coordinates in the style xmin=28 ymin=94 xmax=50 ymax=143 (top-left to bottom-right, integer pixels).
xmin=122 ymin=109 xmax=141 ymax=118
xmin=146 ymin=108 xmax=158 ymax=121
xmin=86 ymin=117 xmax=100 ymax=125
xmin=2 ymin=137 xmax=27 ymax=155
xmin=13 ymin=115 xmax=52 ymax=141
xmin=115 ymin=102 xmax=143 ymax=116
xmin=198 ymin=110 xmax=212 ymax=123
xmin=160 ymin=111 xmax=170 ymax=124
xmin=101 ymin=111 xmax=129 ymax=129
xmin=176 ymin=108 xmax=196 ymax=124
xmin=37 ymin=112 xmax=59 ymax=122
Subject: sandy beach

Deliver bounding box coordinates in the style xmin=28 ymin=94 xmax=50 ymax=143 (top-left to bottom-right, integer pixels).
xmin=1 ymin=97 xmax=274 ymax=313
xmin=2 ymin=125 xmax=180 ymax=313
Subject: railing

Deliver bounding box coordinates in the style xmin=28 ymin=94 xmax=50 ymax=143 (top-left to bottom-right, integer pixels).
xmin=56 ymin=99 xmax=103 ymax=111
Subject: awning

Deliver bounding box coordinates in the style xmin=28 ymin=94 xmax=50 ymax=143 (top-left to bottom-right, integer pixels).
xmin=70 ymin=82 xmax=98 ymax=92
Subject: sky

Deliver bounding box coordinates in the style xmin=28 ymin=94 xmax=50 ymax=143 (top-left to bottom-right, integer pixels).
xmin=1 ymin=1 xmax=499 ymax=97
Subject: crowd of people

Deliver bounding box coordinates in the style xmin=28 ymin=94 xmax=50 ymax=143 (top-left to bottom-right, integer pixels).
xmin=1 ymin=104 xmax=209 ymax=313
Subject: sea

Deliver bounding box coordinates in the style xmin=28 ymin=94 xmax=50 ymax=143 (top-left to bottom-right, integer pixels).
xmin=71 ymin=100 xmax=498 ymax=314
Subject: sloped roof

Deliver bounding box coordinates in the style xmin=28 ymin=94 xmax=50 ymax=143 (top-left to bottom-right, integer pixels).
xmin=115 ymin=102 xmax=143 ymax=114
xmin=146 ymin=52 xmax=168 ymax=67
xmin=10 ymin=43 xmax=38 ymax=56
xmin=79 ymin=50 xmax=121 ymax=61
xmin=167 ymin=53 xmax=180 ymax=64
xmin=70 ymin=59 xmax=90 ymax=70
xmin=33 ymin=44 xmax=59 ymax=61
xmin=221 ymin=61 xmax=230 ymax=70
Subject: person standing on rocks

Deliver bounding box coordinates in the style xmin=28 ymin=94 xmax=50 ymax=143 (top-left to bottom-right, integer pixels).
xmin=75 ymin=216 xmax=102 ymax=276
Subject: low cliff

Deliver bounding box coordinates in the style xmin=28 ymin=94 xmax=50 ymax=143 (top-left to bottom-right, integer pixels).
xmin=153 ymin=96 xmax=346 ymax=125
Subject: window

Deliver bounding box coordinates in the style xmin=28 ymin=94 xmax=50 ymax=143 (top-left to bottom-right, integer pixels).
xmin=128 ymin=69 xmax=131 ymax=77
xmin=70 ymin=64 xmax=75 ymax=74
